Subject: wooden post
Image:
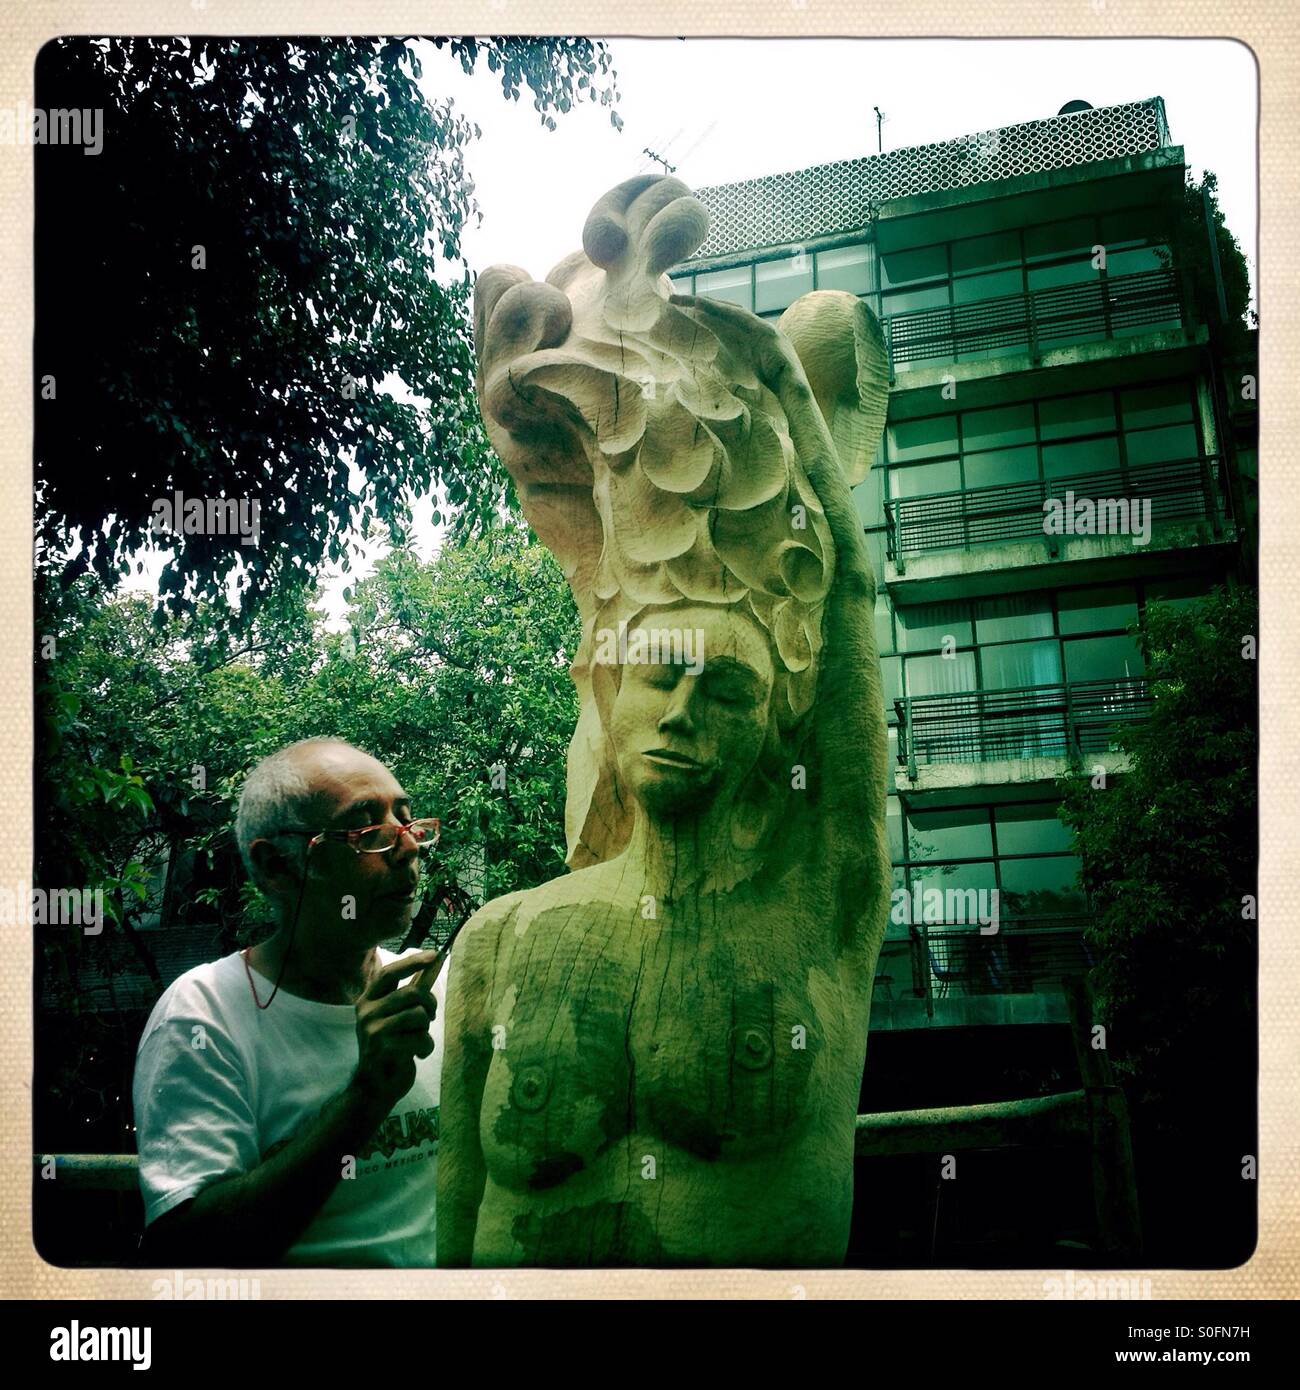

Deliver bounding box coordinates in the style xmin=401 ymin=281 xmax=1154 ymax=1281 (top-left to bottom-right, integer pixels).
xmin=1063 ymin=975 xmax=1144 ymax=1257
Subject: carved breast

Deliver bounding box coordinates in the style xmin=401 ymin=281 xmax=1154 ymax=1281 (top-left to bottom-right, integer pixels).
xmin=477 ymin=901 xmax=835 ymax=1193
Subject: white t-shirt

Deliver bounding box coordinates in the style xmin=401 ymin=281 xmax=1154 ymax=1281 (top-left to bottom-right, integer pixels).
xmin=133 ymin=947 xmax=445 ymax=1267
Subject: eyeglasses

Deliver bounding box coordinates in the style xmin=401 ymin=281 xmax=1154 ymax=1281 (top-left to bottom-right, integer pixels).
xmin=271 ymin=816 xmax=441 ymax=855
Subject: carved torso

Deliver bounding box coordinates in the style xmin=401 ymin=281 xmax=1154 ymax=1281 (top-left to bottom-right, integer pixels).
xmin=463 ymin=864 xmax=871 ymax=1266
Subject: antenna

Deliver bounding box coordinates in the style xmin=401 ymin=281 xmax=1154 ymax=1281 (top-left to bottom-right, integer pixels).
xmin=873 ymin=106 xmax=886 ymax=154
xmin=642 ymin=146 xmax=676 ymax=175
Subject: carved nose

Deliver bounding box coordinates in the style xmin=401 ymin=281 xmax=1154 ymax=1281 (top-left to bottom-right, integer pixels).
xmin=657 ymin=679 xmax=696 ymax=733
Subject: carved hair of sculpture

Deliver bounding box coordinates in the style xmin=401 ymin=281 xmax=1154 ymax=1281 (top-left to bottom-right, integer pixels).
xmin=474 ymin=174 xmax=886 ymax=868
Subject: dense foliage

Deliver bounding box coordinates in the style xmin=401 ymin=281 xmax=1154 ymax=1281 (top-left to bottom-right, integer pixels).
xmin=1058 ymin=587 xmax=1257 ymax=1260
xmin=34 ymin=37 xmax=619 ymax=621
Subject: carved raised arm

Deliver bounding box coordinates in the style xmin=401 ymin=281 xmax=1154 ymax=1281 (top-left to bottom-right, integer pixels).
xmin=668 ymin=290 xmax=892 ymax=960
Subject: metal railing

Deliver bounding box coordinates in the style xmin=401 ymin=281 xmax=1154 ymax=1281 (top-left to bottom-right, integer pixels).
xmin=894 ymin=677 xmax=1152 ymax=776
xmin=883 ymin=454 xmax=1226 ymax=563
xmin=883 ymin=267 xmax=1184 ymax=370
xmin=922 ymin=921 xmax=1092 ymax=997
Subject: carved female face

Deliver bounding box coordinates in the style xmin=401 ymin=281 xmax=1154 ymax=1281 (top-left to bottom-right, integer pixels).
xmin=606 ymin=604 xmax=775 ymax=820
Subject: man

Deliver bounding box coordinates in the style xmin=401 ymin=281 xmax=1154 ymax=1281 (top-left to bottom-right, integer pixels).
xmin=133 ymin=737 xmax=446 ymax=1267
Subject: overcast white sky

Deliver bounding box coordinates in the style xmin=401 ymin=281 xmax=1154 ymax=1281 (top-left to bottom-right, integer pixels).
xmin=126 ymin=38 xmax=1260 ymax=617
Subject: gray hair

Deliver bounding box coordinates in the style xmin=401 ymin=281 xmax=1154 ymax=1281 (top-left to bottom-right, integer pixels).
xmin=234 ymin=737 xmax=358 ymax=888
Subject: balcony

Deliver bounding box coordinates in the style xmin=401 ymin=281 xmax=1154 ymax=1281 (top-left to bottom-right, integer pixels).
xmin=884 ymin=267 xmax=1186 ymax=377
xmin=881 ymin=456 xmax=1234 ymax=600
xmin=885 ymin=454 xmax=1225 ymax=561
xmin=894 ymin=677 xmax=1152 ymax=786
xmin=872 ymin=916 xmax=1094 ymax=1030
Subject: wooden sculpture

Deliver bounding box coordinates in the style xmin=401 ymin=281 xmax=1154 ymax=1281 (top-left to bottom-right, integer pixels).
xmin=437 ymin=175 xmax=891 ymax=1266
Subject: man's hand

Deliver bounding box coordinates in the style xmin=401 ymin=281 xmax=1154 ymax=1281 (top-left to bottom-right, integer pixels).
xmin=351 ymin=950 xmax=440 ymax=1112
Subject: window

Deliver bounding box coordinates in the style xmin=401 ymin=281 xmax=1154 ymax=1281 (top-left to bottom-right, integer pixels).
xmin=883 ymin=283 xmax=949 ymax=315
xmin=1024 ymin=217 xmax=1095 ymax=263
xmin=1042 ymin=436 xmax=1121 ymax=480
xmin=897 ymin=602 xmax=973 ymax=650
xmin=1125 ymin=423 xmax=1199 ymax=466
xmin=755 ymin=254 xmax=812 ymax=315
xmin=881 ymin=244 xmax=947 ymax=288
xmin=962 ymin=403 xmax=1035 ymax=453
xmin=951 ymin=231 xmax=1020 ymax=276
xmin=874 ymin=595 xmax=895 ymax=655
xmin=1100 ymin=207 xmax=1166 ymax=250
xmin=963 ymin=445 xmax=1038 ymax=489
xmin=904 ymin=651 xmax=977 ymax=697
xmin=885 ymin=799 xmax=905 ymax=860
xmin=1062 ymin=634 xmax=1145 ymax=682
xmin=998 ymin=855 xmax=1085 ymax=916
xmin=695 ymin=265 xmax=751 ymax=309
xmin=889 ymin=459 xmax=961 ymax=498
xmin=1039 ymin=392 xmax=1116 ymax=441
xmin=974 ymin=595 xmax=1053 ymax=643
xmin=907 ymin=808 xmax=994 ymax=861
xmin=888 ymin=415 xmax=958 ymax=462
xmin=1027 ymin=258 xmax=1099 ymax=291
xmin=1106 ymin=245 xmax=1169 ymax=277
xmin=994 ymin=804 xmax=1074 ymax=855
xmin=816 ymin=244 xmax=873 ymax=296
xmin=1145 ymin=577 xmax=1214 ymax=611
xmin=979 ymin=639 xmax=1062 ymax=690
xmin=879 ymin=656 xmax=902 ymax=708
xmin=951 ymin=267 xmax=1023 ymax=305
xmin=1120 ymin=382 xmax=1194 ymax=430
xmin=1057 ymin=585 xmax=1138 ymax=635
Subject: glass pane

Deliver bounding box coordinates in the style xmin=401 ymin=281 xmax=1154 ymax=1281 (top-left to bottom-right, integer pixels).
xmin=1024 ymin=217 xmax=1095 ymax=263
xmin=1027 ymin=259 xmax=1100 ymax=291
xmin=864 ymin=527 xmax=887 ymax=578
xmin=1125 ymin=423 xmax=1199 ymax=466
xmin=880 ymin=655 xmax=902 ymax=708
xmin=755 ymin=253 xmax=813 ymax=314
xmin=816 ymin=244 xmax=873 ymax=296
xmin=1106 ymin=245 xmax=1169 ymax=277
xmin=995 ymin=804 xmax=1074 ymax=855
xmin=904 ymin=651 xmax=976 ymax=696
xmin=906 ymin=808 xmax=994 ymax=862
xmin=962 ymin=402 xmax=1035 ymax=453
xmin=907 ymin=858 xmax=998 ymax=896
xmin=889 ymin=459 xmax=961 ymax=498
xmin=696 ymin=264 xmax=751 ymax=308
xmin=897 ymin=601 xmax=973 ymax=650
xmin=881 ymin=243 xmax=948 ymax=288
xmin=979 ymin=639 xmax=1062 ymax=690
xmin=884 ymin=284 xmax=950 ymax=315
xmin=1063 ymin=634 xmax=1145 ymax=681
xmin=951 ymin=268 xmax=1023 ymax=304
xmin=975 ymin=594 xmax=1053 ymax=643
xmin=1058 ymin=585 xmax=1138 ymax=635
xmin=997 ymin=856 xmax=1084 ymax=917
xmin=1042 ymin=436 xmax=1121 ymax=480
xmin=875 ymin=595 xmax=895 ymax=654
xmin=951 ymin=231 xmax=1021 ymax=275
xmin=963 ymin=445 xmax=1039 ymax=489
xmin=1144 ymin=577 xmax=1213 ymax=611
xmin=1038 ymin=392 xmax=1117 ymax=441
xmin=667 ymin=272 xmax=694 ymax=294
xmin=1120 ymin=381 xmax=1194 ymax=429
xmin=886 ymin=799 xmax=905 ymax=861
xmin=1101 ymin=207 xmax=1165 ymax=249
xmin=888 ymin=414 xmax=958 ymax=462
xmin=853 ymin=470 xmax=885 ymax=528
